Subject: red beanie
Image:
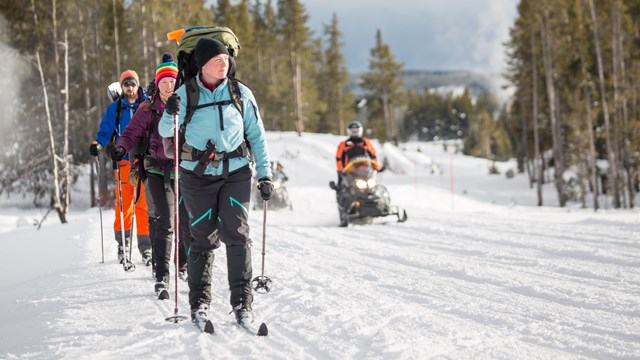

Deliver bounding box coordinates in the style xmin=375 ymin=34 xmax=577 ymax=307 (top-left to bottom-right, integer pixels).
xmin=119 ymin=69 xmax=139 ymax=85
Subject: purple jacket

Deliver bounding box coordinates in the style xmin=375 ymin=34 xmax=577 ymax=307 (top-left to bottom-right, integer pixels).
xmin=116 ymin=97 xmax=173 ymax=174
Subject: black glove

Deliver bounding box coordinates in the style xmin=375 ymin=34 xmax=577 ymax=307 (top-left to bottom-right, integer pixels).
xmin=89 ymin=141 xmax=103 ymax=156
xmin=165 ymin=93 xmax=181 ymax=115
xmin=257 ymin=177 xmax=274 ymax=201
xmin=146 ymin=80 xmax=157 ymax=99
xmin=110 ymin=145 xmax=126 ymax=161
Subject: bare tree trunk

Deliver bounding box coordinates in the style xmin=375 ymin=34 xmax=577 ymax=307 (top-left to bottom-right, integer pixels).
xmin=294 ymin=59 xmax=304 ymax=135
xmin=582 ymin=83 xmax=599 ymax=210
xmin=113 ymin=0 xmax=121 ymax=75
xmin=51 ymin=0 xmax=62 ymax=124
xmin=519 ymin=94 xmax=533 ymax=187
xmin=59 ymin=30 xmax=70 ymax=223
xmin=94 ymin=3 xmax=110 ymax=207
xmin=151 ymin=5 xmax=159 ymax=51
xmin=587 ymin=0 xmax=620 ymax=208
xmin=573 ymin=91 xmax=588 ymax=208
xmin=31 ymin=0 xmax=64 ymax=222
xmin=577 ymin=0 xmax=600 ymax=211
xmin=531 ymin=31 xmax=543 ymax=206
xmin=141 ymin=0 xmax=150 ymax=85
xmin=79 ymin=6 xmax=96 ymax=207
xmin=611 ymin=1 xmax=626 ymax=208
xmin=631 ymin=62 xmax=640 ymax=207
xmin=381 ymin=92 xmax=393 ymax=142
xmin=36 ymin=51 xmax=64 ymax=220
xmin=289 ymin=49 xmax=304 ymax=136
xmin=611 ymin=0 xmax=635 ymax=208
xmin=540 ymin=10 xmax=566 ymax=207
xmin=337 ymin=85 xmax=344 ymax=136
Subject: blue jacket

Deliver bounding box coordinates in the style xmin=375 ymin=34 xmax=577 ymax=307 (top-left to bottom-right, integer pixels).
xmin=158 ymin=76 xmax=271 ymax=179
xmin=95 ymin=95 xmax=146 ymax=161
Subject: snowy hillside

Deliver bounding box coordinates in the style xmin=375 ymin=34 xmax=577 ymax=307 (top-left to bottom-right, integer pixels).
xmin=0 ymin=132 xmax=639 ymax=359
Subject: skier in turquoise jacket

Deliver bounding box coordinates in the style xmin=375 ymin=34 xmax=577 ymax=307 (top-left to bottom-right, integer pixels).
xmin=158 ymin=38 xmax=272 ymax=327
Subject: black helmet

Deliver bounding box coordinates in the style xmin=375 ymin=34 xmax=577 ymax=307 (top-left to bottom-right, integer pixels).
xmin=347 ymin=121 xmax=363 ymax=138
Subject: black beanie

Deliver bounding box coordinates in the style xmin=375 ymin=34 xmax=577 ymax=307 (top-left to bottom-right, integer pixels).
xmin=194 ymin=38 xmax=229 ymax=69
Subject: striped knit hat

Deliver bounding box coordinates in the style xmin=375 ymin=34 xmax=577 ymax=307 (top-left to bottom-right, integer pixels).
xmin=155 ymin=53 xmax=179 ymax=86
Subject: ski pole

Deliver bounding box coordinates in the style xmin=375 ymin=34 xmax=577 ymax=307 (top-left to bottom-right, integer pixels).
xmin=252 ymin=199 xmax=272 ymax=293
xmin=172 ymin=115 xmax=180 ymax=315
xmin=95 ymin=157 xmax=104 ymax=264
xmin=166 ymin=113 xmax=187 ymax=323
xmin=129 ymin=171 xmax=139 ymax=263
xmin=115 ymin=160 xmax=135 ymax=272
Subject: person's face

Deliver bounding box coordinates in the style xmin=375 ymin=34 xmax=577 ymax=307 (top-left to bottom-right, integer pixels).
xmin=201 ymin=54 xmax=229 ymax=83
xmin=158 ymin=77 xmax=176 ymax=101
xmin=122 ymin=80 xmax=138 ymax=100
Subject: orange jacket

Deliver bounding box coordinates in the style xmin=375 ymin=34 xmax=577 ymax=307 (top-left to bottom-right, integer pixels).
xmin=335 ymin=137 xmax=380 ymax=171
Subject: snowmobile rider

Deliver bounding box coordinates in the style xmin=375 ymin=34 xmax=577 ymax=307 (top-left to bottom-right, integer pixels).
xmin=89 ymin=69 xmax=152 ymax=265
xmin=158 ymin=38 xmax=273 ymax=326
xmin=271 ymin=161 xmax=288 ymax=182
xmin=335 ymin=121 xmax=380 ymax=186
xmin=110 ymin=54 xmax=191 ymax=298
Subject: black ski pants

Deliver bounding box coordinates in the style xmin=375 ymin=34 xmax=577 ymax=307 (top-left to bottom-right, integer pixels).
xmin=146 ymin=172 xmax=190 ymax=284
xmin=180 ymin=165 xmax=253 ymax=310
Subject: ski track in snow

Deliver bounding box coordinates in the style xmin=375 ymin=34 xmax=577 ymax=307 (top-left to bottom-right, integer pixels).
xmin=1 ymin=134 xmax=639 ymax=359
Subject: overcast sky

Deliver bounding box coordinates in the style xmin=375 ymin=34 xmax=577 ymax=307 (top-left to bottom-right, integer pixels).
xmin=302 ymin=0 xmax=520 ymax=74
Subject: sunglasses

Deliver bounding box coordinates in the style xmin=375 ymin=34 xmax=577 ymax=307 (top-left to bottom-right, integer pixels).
xmin=122 ymin=81 xmax=137 ymax=88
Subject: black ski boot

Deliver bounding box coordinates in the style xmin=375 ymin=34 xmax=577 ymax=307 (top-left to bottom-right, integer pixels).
xmin=227 ymin=245 xmax=253 ymax=324
xmin=117 ymin=245 xmax=125 ymax=264
xmin=232 ymin=303 xmax=254 ymax=325
xmin=191 ymin=303 xmax=214 ymax=333
xmin=155 ymin=274 xmax=169 ymax=300
xmin=187 ymin=250 xmax=215 ymax=313
xmin=179 ymin=265 xmax=188 ymax=282
xmin=155 ymin=282 xmax=169 ymax=300
xmin=115 ymin=230 xmax=132 ymax=264
xmin=142 ymin=249 xmax=152 ymax=266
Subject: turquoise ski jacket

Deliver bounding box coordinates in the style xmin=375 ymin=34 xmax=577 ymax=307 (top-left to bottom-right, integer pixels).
xmin=158 ymin=75 xmax=271 ymax=179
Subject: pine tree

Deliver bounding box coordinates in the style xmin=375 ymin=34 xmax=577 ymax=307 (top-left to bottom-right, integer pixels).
xmin=316 ymin=13 xmax=354 ymax=135
xmin=359 ymin=29 xmax=404 ymax=143
xmin=277 ymin=0 xmax=314 ymax=135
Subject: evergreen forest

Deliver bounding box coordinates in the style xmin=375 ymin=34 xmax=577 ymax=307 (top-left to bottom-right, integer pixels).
xmin=0 ymin=0 xmax=639 ymax=221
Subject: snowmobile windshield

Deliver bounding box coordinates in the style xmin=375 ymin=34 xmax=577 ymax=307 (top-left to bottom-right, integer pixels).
xmin=342 ymin=157 xmax=375 ymax=178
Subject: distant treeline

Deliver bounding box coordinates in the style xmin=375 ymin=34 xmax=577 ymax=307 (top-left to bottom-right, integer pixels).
xmin=502 ymin=0 xmax=640 ymax=209
xmin=4 ymin=0 xmax=630 ymax=215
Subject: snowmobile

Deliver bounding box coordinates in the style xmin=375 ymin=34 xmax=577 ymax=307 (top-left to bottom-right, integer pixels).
xmin=253 ymin=162 xmax=293 ymax=210
xmin=329 ymin=157 xmax=407 ymax=227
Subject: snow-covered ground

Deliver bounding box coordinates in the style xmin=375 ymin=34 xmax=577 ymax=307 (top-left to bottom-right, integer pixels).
xmin=1 ymin=132 xmax=639 ymax=359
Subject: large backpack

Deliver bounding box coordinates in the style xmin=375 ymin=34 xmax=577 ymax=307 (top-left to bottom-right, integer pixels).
xmin=168 ymin=26 xmax=241 ymax=88
xmin=166 ymin=26 xmax=250 ymax=173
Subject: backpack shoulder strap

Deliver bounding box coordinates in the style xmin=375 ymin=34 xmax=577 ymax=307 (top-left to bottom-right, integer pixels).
xmin=177 ymin=77 xmax=200 ymax=161
xmin=229 ymin=78 xmax=253 ymax=155
xmin=140 ymin=109 xmax=158 ymax=155
xmin=228 ymin=78 xmax=243 ymax=117
xmin=115 ymin=97 xmax=123 ymax=125
xmin=109 ymin=98 xmax=124 ymax=143
xmin=184 ymin=76 xmax=200 ymax=127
